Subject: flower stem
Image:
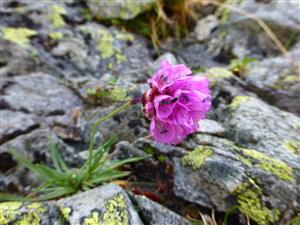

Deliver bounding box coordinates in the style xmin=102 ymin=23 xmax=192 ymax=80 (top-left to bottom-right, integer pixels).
xmin=87 ymin=101 xmax=131 ymax=176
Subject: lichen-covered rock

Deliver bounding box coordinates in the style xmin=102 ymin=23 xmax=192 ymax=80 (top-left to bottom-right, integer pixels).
xmin=173 ymin=96 xmax=300 ymax=225
xmin=85 ymin=0 xmax=155 ymax=20
xmin=2 ymin=73 xmax=82 ymax=115
xmin=57 ymin=184 xmax=144 ymax=225
xmin=0 ymin=110 xmax=39 ymax=144
xmin=0 ymin=201 xmax=60 ymax=225
xmin=243 ymin=45 xmax=300 ymax=115
xmin=224 ymin=96 xmax=300 ymax=161
xmin=131 ymin=194 xmax=192 ymax=225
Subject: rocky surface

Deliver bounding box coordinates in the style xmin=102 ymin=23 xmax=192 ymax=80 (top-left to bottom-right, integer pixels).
xmin=0 ymin=0 xmax=299 ymax=225
xmin=85 ymin=0 xmax=155 ymax=20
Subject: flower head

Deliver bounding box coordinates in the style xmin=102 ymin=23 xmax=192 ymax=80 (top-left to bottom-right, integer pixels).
xmin=142 ymin=60 xmax=211 ymax=145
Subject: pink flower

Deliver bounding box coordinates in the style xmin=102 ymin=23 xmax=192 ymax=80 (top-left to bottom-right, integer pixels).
xmin=142 ymin=60 xmax=211 ymax=145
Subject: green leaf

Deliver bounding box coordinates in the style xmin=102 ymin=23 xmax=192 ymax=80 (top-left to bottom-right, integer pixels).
xmin=0 ymin=193 xmax=34 ymax=202
xmin=90 ymin=170 xmax=131 ymax=184
xmin=49 ymin=140 xmax=70 ymax=173
xmin=34 ymin=164 xmax=69 ymax=182
xmin=34 ymin=187 xmax=74 ymax=201
xmin=96 ymin=155 xmax=151 ymax=173
xmin=9 ymin=149 xmax=37 ymax=172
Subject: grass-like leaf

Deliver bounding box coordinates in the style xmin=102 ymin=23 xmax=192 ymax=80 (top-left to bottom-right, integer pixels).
xmin=49 ymin=140 xmax=70 ymax=173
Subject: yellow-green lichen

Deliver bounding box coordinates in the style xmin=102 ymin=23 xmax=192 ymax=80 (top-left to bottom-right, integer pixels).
xmin=234 ymin=178 xmax=280 ymax=225
xmin=49 ymin=32 xmax=63 ymax=40
xmin=0 ymin=202 xmax=22 ymax=225
xmin=115 ymin=30 xmax=134 ymax=42
xmin=59 ymin=206 xmax=71 ymax=220
xmin=230 ymin=96 xmax=251 ymax=109
xmin=15 ymin=212 xmax=42 ymax=225
xmin=101 ymin=194 xmax=129 ymax=225
xmin=27 ymin=203 xmax=46 ymax=214
xmin=206 ymin=67 xmax=234 ymax=79
xmin=98 ymin=28 xmax=114 ymax=59
xmin=83 ymin=211 xmax=100 ymax=225
xmin=49 ymin=5 xmax=66 ymax=28
xmin=3 ymin=27 xmax=37 ymax=47
xmin=182 ymin=146 xmax=213 ymax=170
xmin=283 ymin=140 xmax=299 ymax=154
xmin=116 ymin=53 xmax=127 ymax=64
xmin=241 ymin=148 xmax=294 ymax=182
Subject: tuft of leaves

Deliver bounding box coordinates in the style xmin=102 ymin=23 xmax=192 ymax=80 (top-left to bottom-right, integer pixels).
xmin=0 ymin=101 xmax=149 ymax=202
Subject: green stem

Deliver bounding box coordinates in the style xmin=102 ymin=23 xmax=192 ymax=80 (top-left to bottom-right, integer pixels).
xmin=87 ymin=101 xmax=131 ymax=176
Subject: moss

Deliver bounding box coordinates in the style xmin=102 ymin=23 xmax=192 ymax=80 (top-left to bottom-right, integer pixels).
xmin=49 ymin=32 xmax=63 ymax=40
xmin=98 ymin=28 xmax=114 ymax=59
xmin=241 ymin=148 xmax=294 ymax=182
xmin=0 ymin=202 xmax=22 ymax=225
xmin=229 ymin=96 xmax=251 ymax=109
xmin=101 ymin=194 xmax=129 ymax=225
xmin=283 ymin=140 xmax=299 ymax=154
xmin=59 ymin=206 xmax=71 ymax=220
xmin=83 ymin=211 xmax=100 ymax=225
xmin=49 ymin=5 xmax=66 ymax=28
xmin=182 ymin=146 xmax=213 ymax=170
xmin=3 ymin=27 xmax=37 ymax=47
xmin=234 ymin=178 xmax=280 ymax=225
xmin=110 ymin=87 xmax=129 ymax=102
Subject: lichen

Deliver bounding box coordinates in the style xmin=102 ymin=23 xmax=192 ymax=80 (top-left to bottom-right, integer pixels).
xmin=234 ymin=178 xmax=280 ymax=225
xmin=27 ymin=203 xmax=46 ymax=214
xmin=206 ymin=67 xmax=233 ymax=79
xmin=101 ymin=194 xmax=129 ymax=225
xmin=3 ymin=27 xmax=37 ymax=47
xmin=182 ymin=146 xmax=213 ymax=170
xmin=283 ymin=140 xmax=299 ymax=154
xmin=15 ymin=212 xmax=42 ymax=225
xmin=49 ymin=5 xmax=66 ymax=28
xmin=116 ymin=53 xmax=127 ymax=64
xmin=0 ymin=202 xmax=22 ymax=225
xmin=229 ymin=96 xmax=251 ymax=109
xmin=242 ymin=148 xmax=294 ymax=182
xmin=98 ymin=28 xmax=114 ymax=59
xmin=49 ymin=32 xmax=63 ymax=40
xmin=59 ymin=206 xmax=71 ymax=220
xmin=83 ymin=211 xmax=100 ymax=225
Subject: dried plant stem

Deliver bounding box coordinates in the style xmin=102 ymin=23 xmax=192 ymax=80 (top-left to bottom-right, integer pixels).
xmin=198 ymin=211 xmax=208 ymax=225
xmin=206 ymin=0 xmax=291 ymax=59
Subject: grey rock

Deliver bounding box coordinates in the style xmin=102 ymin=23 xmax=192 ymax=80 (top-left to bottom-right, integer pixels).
xmin=223 ymin=96 xmax=300 ymax=162
xmin=57 ymin=184 xmax=144 ymax=225
xmin=198 ymin=119 xmax=225 ymax=136
xmin=151 ymin=53 xmax=178 ymax=72
xmin=173 ymin=96 xmax=300 ymax=225
xmin=86 ymin=0 xmax=155 ymax=20
xmin=2 ymin=73 xmax=82 ymax=115
xmin=195 ymin=15 xmax=219 ymax=42
xmin=0 ymin=110 xmax=39 ymax=144
xmin=244 ymin=45 xmax=300 ymax=115
xmin=230 ymin=0 xmax=300 ymax=34
xmin=134 ymin=138 xmax=187 ymax=157
xmin=131 ymin=194 xmax=192 ymax=225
